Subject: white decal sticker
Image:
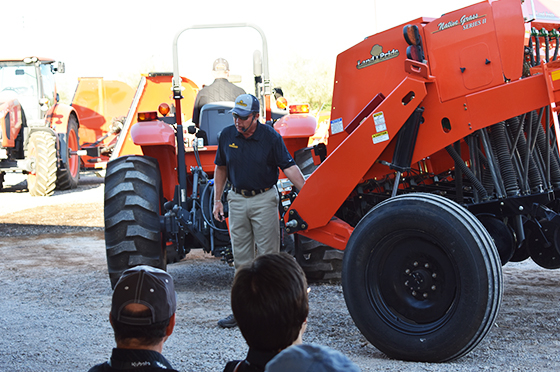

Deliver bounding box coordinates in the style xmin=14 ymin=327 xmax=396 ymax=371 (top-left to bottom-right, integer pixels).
xmin=373 ymin=112 xmax=386 ymax=132
xmin=331 ymin=118 xmax=344 ymax=135
xmin=372 ymin=131 xmax=390 ymax=144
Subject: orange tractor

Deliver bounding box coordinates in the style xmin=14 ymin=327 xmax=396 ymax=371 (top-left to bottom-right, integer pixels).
xmin=105 ymin=0 xmax=560 ymax=362
xmin=0 ymin=57 xmax=80 ymax=195
xmin=103 ymin=23 xmax=318 ymax=285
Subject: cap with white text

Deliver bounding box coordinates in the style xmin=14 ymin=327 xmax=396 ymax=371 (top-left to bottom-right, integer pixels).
xmin=111 ymin=265 xmax=177 ymax=326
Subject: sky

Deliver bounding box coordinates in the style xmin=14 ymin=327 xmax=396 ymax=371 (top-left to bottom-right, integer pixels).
xmin=1 ymin=0 xmax=483 ymax=97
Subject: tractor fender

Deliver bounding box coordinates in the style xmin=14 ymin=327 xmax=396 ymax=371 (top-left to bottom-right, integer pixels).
xmin=0 ymin=99 xmax=24 ymax=148
xmin=130 ymin=121 xmax=176 ymax=147
xmin=47 ymin=103 xmax=79 ymax=136
xmin=274 ymin=113 xmax=317 ymax=138
xmin=26 ymin=126 xmax=57 ymax=149
xmin=46 ymin=104 xmax=80 ymax=166
xmin=274 ymin=114 xmax=317 ymax=158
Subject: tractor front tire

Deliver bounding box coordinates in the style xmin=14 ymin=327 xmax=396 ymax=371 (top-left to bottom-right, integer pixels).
xmin=104 ymin=155 xmax=165 ymax=288
xmin=27 ymin=131 xmax=57 ymax=196
xmin=342 ymin=193 xmax=502 ymax=362
xmin=56 ymin=116 xmax=80 ymax=190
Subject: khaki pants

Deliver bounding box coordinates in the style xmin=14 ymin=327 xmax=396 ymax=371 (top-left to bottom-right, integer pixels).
xmin=227 ymin=187 xmax=280 ymax=271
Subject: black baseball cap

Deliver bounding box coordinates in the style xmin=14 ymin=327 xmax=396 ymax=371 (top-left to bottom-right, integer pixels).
xmin=111 ymin=265 xmax=177 ymax=326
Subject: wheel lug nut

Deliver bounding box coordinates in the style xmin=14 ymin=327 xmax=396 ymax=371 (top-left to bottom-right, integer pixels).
xmin=413 ymin=261 xmax=419 ymax=267
xmin=405 ymin=281 xmax=409 ymax=286
xmin=432 ymin=273 xmax=437 ymax=278
xmin=412 ymin=291 xmax=417 ymax=296
xmin=424 ymin=263 xmax=430 ymax=268
xmin=423 ymin=293 xmax=428 ymax=298
xmin=431 ymin=285 xmax=436 ymax=291
xmin=405 ymin=269 xmax=411 ymax=274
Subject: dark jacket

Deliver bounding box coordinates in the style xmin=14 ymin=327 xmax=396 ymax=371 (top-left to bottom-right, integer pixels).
xmin=192 ymin=78 xmax=245 ymax=125
xmin=223 ymin=348 xmax=278 ymax=372
xmin=88 ymin=348 xmax=179 ymax=372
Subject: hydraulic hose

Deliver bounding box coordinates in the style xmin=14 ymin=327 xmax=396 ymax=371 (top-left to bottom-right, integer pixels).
xmin=552 ymin=29 xmax=560 ymax=61
xmin=445 ymin=145 xmax=488 ymax=200
xmin=529 ymin=35 xmax=535 ymax=66
xmin=200 ymin=181 xmax=229 ymax=233
xmin=506 ymin=114 xmax=543 ymax=192
xmin=534 ymin=112 xmax=560 ymax=187
xmin=489 ymin=122 xmax=519 ymax=196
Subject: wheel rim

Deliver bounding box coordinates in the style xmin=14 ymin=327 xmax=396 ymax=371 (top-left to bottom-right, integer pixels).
xmin=67 ymin=127 xmax=79 ymax=177
xmin=366 ymin=230 xmax=458 ymax=333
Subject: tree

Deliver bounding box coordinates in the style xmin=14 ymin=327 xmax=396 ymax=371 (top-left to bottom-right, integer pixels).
xmin=271 ymin=55 xmax=334 ymax=112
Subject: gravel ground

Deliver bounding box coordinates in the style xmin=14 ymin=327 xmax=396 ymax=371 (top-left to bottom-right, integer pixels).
xmin=1 ymin=172 xmax=560 ymax=371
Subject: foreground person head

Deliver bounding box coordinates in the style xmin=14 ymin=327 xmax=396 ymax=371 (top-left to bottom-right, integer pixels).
xmin=223 ymin=252 xmax=309 ymax=372
xmin=265 ymin=344 xmax=361 ymax=372
xmin=233 ymin=252 xmax=309 ymax=351
xmin=88 ymin=265 xmax=179 ymax=372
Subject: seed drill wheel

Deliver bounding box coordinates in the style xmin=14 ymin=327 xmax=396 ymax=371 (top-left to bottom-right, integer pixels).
xmin=342 ymin=193 xmax=503 ymax=362
xmin=476 ymin=214 xmax=516 ymax=265
xmin=104 ymin=155 xmax=166 ymax=288
xmin=27 ymin=131 xmax=57 ymax=196
xmin=526 ymin=220 xmax=560 ymax=269
xmin=56 ymin=116 xmax=80 ymax=190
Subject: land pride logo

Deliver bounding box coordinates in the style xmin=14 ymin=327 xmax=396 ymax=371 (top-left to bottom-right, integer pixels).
xmin=356 ymin=44 xmax=399 ymax=70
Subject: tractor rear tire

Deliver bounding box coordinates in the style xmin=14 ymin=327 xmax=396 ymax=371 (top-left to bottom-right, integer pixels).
xmin=104 ymin=155 xmax=165 ymax=288
xmin=27 ymin=131 xmax=57 ymax=196
xmin=296 ymin=236 xmax=343 ymax=283
xmin=56 ymin=116 xmax=80 ymax=190
xmin=342 ymin=193 xmax=502 ymax=362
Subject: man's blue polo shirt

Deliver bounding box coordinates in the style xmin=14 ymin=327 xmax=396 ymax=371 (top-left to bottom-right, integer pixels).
xmin=214 ymin=122 xmax=295 ymax=191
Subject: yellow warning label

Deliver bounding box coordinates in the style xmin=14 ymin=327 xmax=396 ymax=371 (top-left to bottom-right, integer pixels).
xmin=552 ymin=69 xmax=560 ymax=81
xmin=372 ymin=131 xmax=389 ymax=144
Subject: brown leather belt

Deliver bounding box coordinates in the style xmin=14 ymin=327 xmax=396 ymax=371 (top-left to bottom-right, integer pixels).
xmin=232 ymin=186 xmax=271 ymax=197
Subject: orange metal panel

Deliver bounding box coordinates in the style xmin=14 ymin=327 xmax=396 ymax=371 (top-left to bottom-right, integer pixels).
xmin=116 ymin=75 xmax=198 ymax=158
xmin=465 ymin=74 xmax=550 ymax=127
xmin=422 ymin=1 xmax=521 ymax=102
xmin=288 ymin=77 xmax=428 ymax=230
xmin=297 ymin=217 xmax=353 ymax=251
xmin=328 ymin=17 xmax=430 ymax=153
xmin=72 ymin=78 xmax=135 ymax=145
xmin=492 ymin=0 xmax=525 ymax=81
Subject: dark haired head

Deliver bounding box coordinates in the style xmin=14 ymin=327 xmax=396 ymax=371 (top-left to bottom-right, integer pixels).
xmin=110 ymin=304 xmax=172 ymax=347
xmin=231 ymin=253 xmax=309 ymax=352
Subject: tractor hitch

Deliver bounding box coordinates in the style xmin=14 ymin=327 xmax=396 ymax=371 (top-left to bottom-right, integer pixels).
xmin=284 ymin=208 xmax=308 ymax=234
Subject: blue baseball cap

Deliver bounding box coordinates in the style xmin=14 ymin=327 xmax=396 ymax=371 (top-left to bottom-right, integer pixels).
xmin=230 ymin=93 xmax=260 ymax=116
xmin=265 ymin=344 xmax=361 ymax=372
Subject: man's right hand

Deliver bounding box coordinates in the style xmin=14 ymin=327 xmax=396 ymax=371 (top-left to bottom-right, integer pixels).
xmin=213 ymin=200 xmax=225 ymax=222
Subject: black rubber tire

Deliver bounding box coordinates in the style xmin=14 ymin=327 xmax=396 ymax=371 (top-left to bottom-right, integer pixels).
xmin=342 ymin=193 xmax=502 ymax=362
xmin=104 ymin=155 xmax=166 ymax=288
xmin=296 ymin=236 xmax=343 ymax=283
xmin=27 ymin=131 xmax=57 ymax=196
xmin=56 ymin=116 xmax=80 ymax=190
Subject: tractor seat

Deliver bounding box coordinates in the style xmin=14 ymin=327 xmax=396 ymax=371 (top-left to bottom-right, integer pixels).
xmin=199 ymin=101 xmax=235 ymax=146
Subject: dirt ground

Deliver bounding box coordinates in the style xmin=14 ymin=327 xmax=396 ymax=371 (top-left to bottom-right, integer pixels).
xmin=1 ymin=172 xmax=560 ymax=371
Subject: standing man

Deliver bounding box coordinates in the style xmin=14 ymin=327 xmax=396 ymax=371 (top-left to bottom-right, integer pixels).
xmin=192 ymin=58 xmax=246 ymax=126
xmin=88 ymin=266 xmax=179 ymax=372
xmin=213 ymin=93 xmax=306 ymax=328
